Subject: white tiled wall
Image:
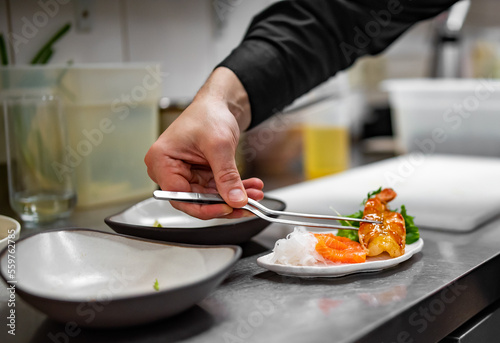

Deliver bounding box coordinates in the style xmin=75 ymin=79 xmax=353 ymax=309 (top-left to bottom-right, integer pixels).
xmin=1 ymin=0 xmax=277 ymax=99
xmin=7 ymin=0 xmax=124 ymax=64
xmin=124 ymin=0 xmax=213 ymax=99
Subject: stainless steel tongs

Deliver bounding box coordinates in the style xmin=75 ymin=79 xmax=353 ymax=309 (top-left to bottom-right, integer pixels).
xmin=153 ymin=190 xmax=381 ymax=230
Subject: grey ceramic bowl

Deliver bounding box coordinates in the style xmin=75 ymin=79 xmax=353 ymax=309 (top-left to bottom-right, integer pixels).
xmin=0 ymin=229 xmax=241 ymax=327
xmin=105 ymin=196 xmax=286 ymax=245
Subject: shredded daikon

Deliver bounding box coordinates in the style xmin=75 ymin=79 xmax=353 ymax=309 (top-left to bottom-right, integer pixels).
xmin=270 ymin=227 xmax=328 ymax=266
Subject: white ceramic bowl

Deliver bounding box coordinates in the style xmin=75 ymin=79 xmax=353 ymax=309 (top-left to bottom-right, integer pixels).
xmin=0 ymin=228 xmax=241 ymax=327
xmin=0 ymin=215 xmax=21 ymax=251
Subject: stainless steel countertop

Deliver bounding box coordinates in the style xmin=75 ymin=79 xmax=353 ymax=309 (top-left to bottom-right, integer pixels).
xmin=1 ymin=156 xmax=500 ymax=343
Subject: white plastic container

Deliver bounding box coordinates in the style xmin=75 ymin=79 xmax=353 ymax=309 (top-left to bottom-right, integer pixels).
xmin=383 ymin=79 xmax=500 ymax=156
xmin=1 ymin=64 xmax=161 ymax=207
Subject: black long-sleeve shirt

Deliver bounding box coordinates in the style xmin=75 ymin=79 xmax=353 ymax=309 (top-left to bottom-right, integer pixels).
xmin=218 ymin=0 xmax=459 ymax=128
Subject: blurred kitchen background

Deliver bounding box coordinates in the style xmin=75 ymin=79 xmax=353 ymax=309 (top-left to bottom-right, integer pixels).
xmin=0 ymin=0 xmax=499 ymax=211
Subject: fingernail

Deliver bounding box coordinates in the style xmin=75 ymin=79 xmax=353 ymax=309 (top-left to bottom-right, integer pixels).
xmin=228 ymin=188 xmax=245 ymax=203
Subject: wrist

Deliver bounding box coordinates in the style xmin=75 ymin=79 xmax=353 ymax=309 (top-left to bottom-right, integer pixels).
xmin=195 ymin=67 xmax=251 ymax=131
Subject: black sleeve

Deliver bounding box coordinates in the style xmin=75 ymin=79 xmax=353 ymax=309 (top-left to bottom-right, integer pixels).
xmin=217 ymin=0 xmax=459 ymax=129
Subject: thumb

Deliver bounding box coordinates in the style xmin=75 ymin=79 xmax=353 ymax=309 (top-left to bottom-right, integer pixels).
xmin=206 ymin=147 xmax=247 ymax=208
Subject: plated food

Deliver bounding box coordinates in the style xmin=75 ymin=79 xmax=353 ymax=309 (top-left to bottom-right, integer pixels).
xmin=258 ymin=188 xmax=423 ymax=277
xmin=257 ymin=239 xmax=423 ymax=278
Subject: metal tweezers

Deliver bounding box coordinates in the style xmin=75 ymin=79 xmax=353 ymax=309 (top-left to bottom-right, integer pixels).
xmin=153 ymin=190 xmax=381 ymax=230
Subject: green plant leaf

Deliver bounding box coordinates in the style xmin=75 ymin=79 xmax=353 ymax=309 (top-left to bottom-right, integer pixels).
xmin=0 ymin=33 xmax=8 ymax=66
xmin=400 ymin=204 xmax=420 ymax=244
xmin=38 ymin=47 xmax=54 ymax=65
xmin=31 ymin=23 xmax=71 ymax=64
xmin=337 ymin=210 xmax=363 ymax=242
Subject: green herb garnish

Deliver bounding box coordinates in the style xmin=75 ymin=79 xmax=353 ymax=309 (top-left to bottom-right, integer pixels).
xmin=153 ymin=220 xmax=162 ymax=227
xmin=338 ymin=187 xmax=419 ymax=245
xmin=153 ymin=279 xmax=159 ymax=291
xmin=400 ymin=204 xmax=420 ymax=244
xmin=337 ymin=210 xmax=363 ymax=242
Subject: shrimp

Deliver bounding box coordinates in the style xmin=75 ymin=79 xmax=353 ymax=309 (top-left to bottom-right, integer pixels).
xmin=358 ymin=188 xmax=406 ymax=258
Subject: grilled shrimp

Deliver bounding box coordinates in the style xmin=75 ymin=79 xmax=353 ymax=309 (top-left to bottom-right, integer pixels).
xmin=358 ymin=188 xmax=406 ymax=258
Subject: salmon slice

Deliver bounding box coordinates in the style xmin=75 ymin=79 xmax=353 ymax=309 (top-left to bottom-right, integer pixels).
xmin=318 ymin=235 xmax=349 ymax=250
xmin=314 ymin=233 xmax=367 ymax=264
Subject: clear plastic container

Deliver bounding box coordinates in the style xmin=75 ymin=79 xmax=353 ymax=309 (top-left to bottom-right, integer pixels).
xmin=1 ymin=64 xmax=161 ymax=207
xmin=382 ymin=78 xmax=500 ymax=156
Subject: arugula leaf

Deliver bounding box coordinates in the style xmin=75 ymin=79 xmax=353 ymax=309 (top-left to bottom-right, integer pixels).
xmin=337 ymin=210 xmax=363 ymax=242
xmin=338 ymin=210 xmax=363 ymax=228
xmin=336 ymin=229 xmax=359 ymax=242
xmin=400 ymin=204 xmax=420 ymax=244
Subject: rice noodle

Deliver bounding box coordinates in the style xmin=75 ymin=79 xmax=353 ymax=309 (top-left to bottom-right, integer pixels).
xmin=270 ymin=227 xmax=329 ymax=266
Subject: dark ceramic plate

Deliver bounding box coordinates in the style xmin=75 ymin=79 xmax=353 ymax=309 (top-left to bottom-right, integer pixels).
xmin=105 ymin=196 xmax=286 ymax=245
xmin=0 ymin=229 xmax=241 ymax=327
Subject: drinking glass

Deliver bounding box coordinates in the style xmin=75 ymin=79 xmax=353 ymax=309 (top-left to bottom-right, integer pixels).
xmin=3 ymin=91 xmax=77 ymax=223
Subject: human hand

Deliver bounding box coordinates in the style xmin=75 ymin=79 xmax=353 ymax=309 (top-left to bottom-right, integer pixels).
xmin=145 ymin=67 xmax=263 ymax=219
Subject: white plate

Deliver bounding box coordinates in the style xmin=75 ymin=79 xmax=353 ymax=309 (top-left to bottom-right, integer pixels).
xmin=257 ymin=238 xmax=424 ymax=278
